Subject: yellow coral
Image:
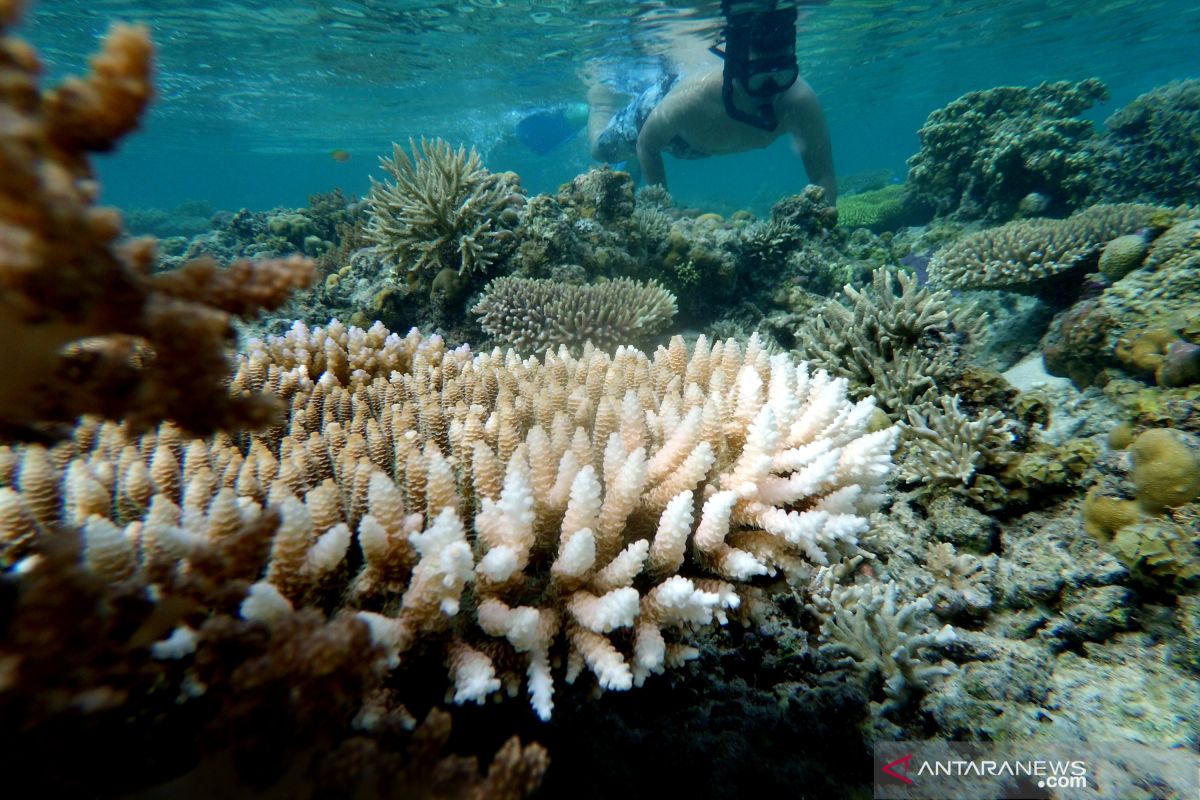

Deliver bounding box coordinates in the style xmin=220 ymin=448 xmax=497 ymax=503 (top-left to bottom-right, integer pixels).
xmin=1082 ymin=487 xmax=1141 ymax=541
xmin=1115 ymin=328 xmax=1176 ymax=377
xmin=1110 ymin=516 xmax=1200 ymax=590
xmin=1130 ymin=428 xmax=1200 ymax=512
xmin=1098 ymin=234 xmax=1149 ymax=281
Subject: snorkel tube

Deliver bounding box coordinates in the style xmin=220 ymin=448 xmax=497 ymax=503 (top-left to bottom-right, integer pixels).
xmin=710 ymin=1 xmax=800 ymax=131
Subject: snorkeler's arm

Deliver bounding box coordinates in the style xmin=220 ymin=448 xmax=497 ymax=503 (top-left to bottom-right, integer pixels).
xmin=784 ymin=82 xmax=837 ymax=204
xmin=635 ymin=110 xmax=671 ymax=187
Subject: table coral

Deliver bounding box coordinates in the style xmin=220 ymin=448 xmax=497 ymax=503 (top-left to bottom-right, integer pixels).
xmin=927 ymin=203 xmax=1167 ymax=294
xmin=0 ymin=1 xmax=313 ymax=438
xmin=472 ymin=275 xmax=678 ymax=356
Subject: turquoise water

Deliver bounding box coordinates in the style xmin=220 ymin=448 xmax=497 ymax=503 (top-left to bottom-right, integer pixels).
xmin=17 ymin=0 xmax=1200 ymax=212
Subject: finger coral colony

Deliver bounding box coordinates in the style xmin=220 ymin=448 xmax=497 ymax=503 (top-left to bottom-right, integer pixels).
xmin=4 ymin=0 xmax=1200 ymax=798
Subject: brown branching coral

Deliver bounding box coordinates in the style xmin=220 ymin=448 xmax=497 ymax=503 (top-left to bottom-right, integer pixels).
xmin=365 ymin=137 xmax=525 ymax=277
xmin=898 ymin=394 xmax=1016 ymax=503
xmin=0 ymin=519 xmax=548 ymax=797
xmin=0 ymin=1 xmax=314 ymax=438
xmin=472 ymin=275 xmax=678 ymax=356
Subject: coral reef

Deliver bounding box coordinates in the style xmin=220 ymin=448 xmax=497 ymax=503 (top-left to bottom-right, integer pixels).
xmin=1101 ymin=79 xmax=1200 ymax=206
xmin=0 ymin=1 xmax=313 ymax=439
xmin=0 ymin=492 xmax=550 ymax=795
xmin=472 ymin=276 xmax=678 ymax=356
xmin=904 ymin=79 xmax=1110 ymax=221
xmin=1041 ymin=215 xmax=1200 ymax=389
xmin=1145 ymin=218 xmax=1200 ymax=270
xmin=792 ymin=268 xmax=981 ymax=416
xmin=365 ymin=137 xmax=525 ymax=277
xmin=1097 ymin=232 xmax=1150 ymax=282
xmin=898 ymin=395 xmax=1015 ymax=503
xmin=511 ymin=171 xmax=740 ymax=323
xmin=926 ymin=203 xmax=1168 ymax=295
xmin=1116 ymin=327 xmax=1200 ymax=388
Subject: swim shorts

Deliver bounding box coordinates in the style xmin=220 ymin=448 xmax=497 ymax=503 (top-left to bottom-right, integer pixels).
xmin=593 ymin=74 xmax=709 ymax=163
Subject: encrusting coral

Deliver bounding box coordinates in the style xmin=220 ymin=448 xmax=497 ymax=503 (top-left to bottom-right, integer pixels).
xmin=904 ymin=79 xmax=1110 ymax=221
xmin=1101 ymin=79 xmax=1200 ymax=207
xmin=927 ymin=203 xmax=1168 ymax=294
xmin=472 ymin=275 xmax=678 ymax=356
xmin=0 ymin=1 xmax=313 ymax=438
xmin=2 ymin=320 xmax=900 ymax=725
xmin=365 ymin=137 xmax=525 ymax=277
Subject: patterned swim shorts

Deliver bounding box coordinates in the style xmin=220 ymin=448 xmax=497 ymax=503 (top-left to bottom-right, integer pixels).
xmin=593 ymin=74 xmax=709 ymax=163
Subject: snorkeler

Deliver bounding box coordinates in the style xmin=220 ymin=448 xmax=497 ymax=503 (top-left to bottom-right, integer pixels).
xmin=586 ymin=0 xmax=836 ymax=203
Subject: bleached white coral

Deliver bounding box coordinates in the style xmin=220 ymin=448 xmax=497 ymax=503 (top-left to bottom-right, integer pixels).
xmin=24 ymin=324 xmax=902 ymax=723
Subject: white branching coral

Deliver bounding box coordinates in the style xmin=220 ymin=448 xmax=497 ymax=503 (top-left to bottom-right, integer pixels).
xmin=808 ymin=571 xmax=957 ymax=712
xmin=365 ymin=137 xmax=525 ymax=276
xmin=3 ymin=323 xmax=899 ymax=722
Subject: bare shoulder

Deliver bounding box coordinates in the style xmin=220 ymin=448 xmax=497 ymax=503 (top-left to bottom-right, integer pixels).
xmin=778 ymin=77 xmax=826 ymax=128
xmin=780 ymin=77 xmax=820 ymax=113
xmin=641 ymin=70 xmax=719 ymax=142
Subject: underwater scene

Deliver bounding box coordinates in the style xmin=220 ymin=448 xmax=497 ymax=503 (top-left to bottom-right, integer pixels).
xmin=2 ymin=0 xmax=1200 ymax=797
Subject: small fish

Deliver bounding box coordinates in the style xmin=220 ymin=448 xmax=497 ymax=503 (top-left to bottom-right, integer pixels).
xmin=330 ymin=149 xmax=352 ymax=162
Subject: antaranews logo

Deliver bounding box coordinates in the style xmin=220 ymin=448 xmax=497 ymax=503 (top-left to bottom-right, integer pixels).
xmin=881 ymin=754 xmax=914 ymax=785
xmin=873 ymin=740 xmax=1200 ymax=799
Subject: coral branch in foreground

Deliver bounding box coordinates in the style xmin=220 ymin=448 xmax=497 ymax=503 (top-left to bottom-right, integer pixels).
xmin=0 ymin=2 xmax=314 ymax=438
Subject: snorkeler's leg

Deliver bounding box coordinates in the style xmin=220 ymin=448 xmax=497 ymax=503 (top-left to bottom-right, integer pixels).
xmin=587 ymin=84 xmax=625 ymax=159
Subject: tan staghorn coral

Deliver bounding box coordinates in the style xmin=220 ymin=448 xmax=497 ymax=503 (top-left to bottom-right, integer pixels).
xmin=927 ymin=203 xmax=1167 ymax=292
xmin=4 ymin=321 xmax=898 ymax=724
xmin=807 ymin=570 xmax=957 ymax=712
xmin=365 ymin=137 xmax=525 ymax=276
xmin=898 ymin=394 xmax=1015 ymax=503
xmin=793 ymin=268 xmax=982 ymax=417
xmin=0 ymin=1 xmax=313 ymax=438
xmin=472 ymin=275 xmax=678 ymax=356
